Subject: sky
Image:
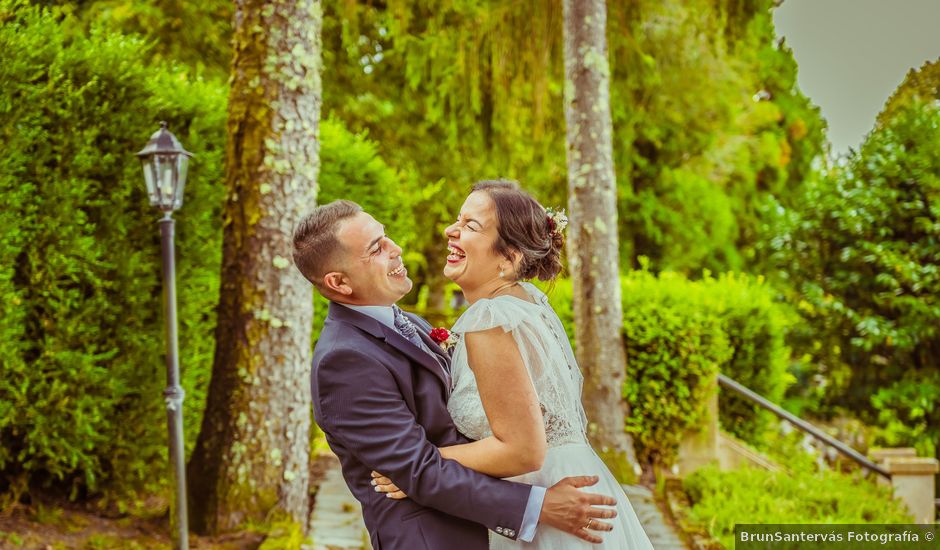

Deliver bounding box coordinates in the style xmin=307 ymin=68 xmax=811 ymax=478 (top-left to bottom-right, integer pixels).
xmin=773 ymin=0 xmax=940 ymax=155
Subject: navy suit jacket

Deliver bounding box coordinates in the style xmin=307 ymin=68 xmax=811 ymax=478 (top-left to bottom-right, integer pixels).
xmin=311 ymin=301 xmax=532 ymax=550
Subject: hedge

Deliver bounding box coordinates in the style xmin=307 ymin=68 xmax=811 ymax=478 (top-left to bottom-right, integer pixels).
xmin=0 ymin=1 xmax=412 ymax=505
xmin=548 ymin=269 xmax=794 ymax=467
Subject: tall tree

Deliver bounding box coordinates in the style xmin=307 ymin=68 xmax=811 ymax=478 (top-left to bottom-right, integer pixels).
xmin=561 ymin=0 xmax=638 ymax=480
xmin=187 ymin=0 xmax=322 ymax=533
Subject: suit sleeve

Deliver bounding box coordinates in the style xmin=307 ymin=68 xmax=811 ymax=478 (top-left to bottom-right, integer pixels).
xmin=316 ymin=348 xmax=532 ymax=538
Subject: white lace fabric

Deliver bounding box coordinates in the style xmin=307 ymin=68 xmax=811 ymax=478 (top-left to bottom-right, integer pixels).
xmin=447 ymin=283 xmax=654 ymax=549
xmin=447 ymin=283 xmax=589 ymax=448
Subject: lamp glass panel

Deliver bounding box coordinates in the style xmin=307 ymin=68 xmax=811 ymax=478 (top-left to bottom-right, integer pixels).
xmin=173 ymin=155 xmax=189 ymax=209
xmin=158 ymin=154 xmax=177 ymax=210
xmin=141 ymin=156 xmax=159 ymax=203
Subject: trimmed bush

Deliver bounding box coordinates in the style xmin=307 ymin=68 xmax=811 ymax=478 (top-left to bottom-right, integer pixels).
xmin=0 ymin=2 xmax=227 ymax=504
xmin=0 ymin=1 xmax=413 ymax=505
xmin=548 ymin=269 xmax=794 ymax=467
xmin=698 ymin=273 xmax=794 ymax=441
xmin=619 ymin=273 xmax=730 ymax=468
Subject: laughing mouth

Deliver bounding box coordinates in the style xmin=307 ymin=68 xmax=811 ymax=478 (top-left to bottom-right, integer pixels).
xmin=388 ymin=264 xmax=406 ymax=277
xmin=447 ymin=244 xmax=466 ymax=262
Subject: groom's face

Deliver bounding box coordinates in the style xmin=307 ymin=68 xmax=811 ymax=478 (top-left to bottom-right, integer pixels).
xmin=333 ymin=212 xmax=412 ymax=306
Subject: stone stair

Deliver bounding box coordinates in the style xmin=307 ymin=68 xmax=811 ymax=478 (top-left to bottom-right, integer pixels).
xmin=623 ymin=484 xmax=689 ymax=549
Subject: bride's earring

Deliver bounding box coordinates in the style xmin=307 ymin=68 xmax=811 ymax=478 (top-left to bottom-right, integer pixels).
xmin=499 ymin=270 xmax=505 ymax=278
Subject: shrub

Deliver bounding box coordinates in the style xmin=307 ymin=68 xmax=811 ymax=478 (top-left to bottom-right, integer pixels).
xmin=548 ymin=269 xmax=794 ymax=467
xmin=618 ymin=273 xmax=730 ymax=468
xmin=0 ymin=1 xmax=412 ymax=505
xmin=698 ymin=273 xmax=794 ymax=441
xmin=0 ymin=1 xmax=227 ymax=504
xmin=549 ymin=274 xmax=727 ymax=468
xmin=768 ymin=95 xmax=940 ymax=455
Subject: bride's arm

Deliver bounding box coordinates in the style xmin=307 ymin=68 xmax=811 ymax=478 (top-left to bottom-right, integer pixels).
xmin=437 ymin=327 xmax=547 ymax=478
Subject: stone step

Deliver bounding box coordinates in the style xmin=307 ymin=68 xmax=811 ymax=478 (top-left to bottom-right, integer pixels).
xmin=622 ymin=484 xmax=689 ymax=549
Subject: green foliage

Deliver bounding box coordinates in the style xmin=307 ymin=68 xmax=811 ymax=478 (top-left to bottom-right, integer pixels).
xmin=878 ymin=59 xmax=940 ymax=128
xmin=617 ymin=274 xmax=730 ymax=468
xmin=0 ymin=532 xmax=24 ymax=547
xmin=256 ymin=516 xmax=311 ymax=550
xmin=70 ymin=0 xmax=232 ymax=78
xmin=549 ymin=270 xmax=795 ymax=466
xmin=0 ymin=0 xmax=226 ymax=503
xmin=683 ymin=464 xmax=911 ymax=548
xmin=768 ymin=94 xmax=940 ymax=455
xmin=317 ymin=117 xmax=418 ymax=270
xmin=697 ymin=273 xmax=795 ymax=441
xmin=0 ymin=1 xmax=409 ymax=504
xmin=611 ymin=0 xmax=825 ymax=274
xmin=323 ymin=0 xmax=826 ymax=304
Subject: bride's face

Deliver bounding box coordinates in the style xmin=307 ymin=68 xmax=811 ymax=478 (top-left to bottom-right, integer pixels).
xmin=443 ymin=191 xmax=508 ymax=289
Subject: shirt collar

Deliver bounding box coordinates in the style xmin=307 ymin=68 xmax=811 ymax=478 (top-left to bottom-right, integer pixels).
xmin=339 ymin=303 xmax=396 ymax=331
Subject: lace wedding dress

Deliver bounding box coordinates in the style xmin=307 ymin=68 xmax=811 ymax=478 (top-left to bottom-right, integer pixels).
xmin=448 ymin=283 xmax=653 ymax=549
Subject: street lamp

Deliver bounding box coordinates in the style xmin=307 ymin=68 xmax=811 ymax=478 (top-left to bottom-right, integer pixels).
xmin=136 ymin=121 xmax=192 ymax=550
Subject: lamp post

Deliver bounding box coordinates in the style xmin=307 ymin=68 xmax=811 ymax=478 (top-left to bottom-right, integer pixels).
xmin=136 ymin=121 xmax=192 ymax=550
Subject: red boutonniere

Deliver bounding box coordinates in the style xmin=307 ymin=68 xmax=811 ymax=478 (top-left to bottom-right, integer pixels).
xmin=429 ymin=328 xmax=459 ymax=352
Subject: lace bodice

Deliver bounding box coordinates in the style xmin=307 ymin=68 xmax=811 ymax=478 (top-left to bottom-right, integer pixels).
xmin=447 ymin=283 xmax=589 ymax=448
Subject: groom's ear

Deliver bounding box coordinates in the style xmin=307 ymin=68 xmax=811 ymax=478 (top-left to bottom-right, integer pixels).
xmin=322 ymin=271 xmax=353 ymax=297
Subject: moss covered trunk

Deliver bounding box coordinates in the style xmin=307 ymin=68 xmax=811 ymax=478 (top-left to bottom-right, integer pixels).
xmin=562 ymin=0 xmax=638 ymax=481
xmin=187 ymin=0 xmax=322 ymax=534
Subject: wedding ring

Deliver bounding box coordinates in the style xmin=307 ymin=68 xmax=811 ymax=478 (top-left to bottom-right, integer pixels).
xmin=585 ymin=518 xmax=594 ymax=530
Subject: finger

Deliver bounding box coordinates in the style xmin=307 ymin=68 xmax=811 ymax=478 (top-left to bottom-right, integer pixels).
xmin=588 ymin=505 xmax=619 ymax=518
xmin=385 ymin=490 xmax=408 ymax=500
xmin=564 ymin=475 xmax=600 ymax=488
xmin=373 ymin=482 xmax=400 ymax=493
xmin=371 ymin=476 xmax=393 ymax=486
xmin=371 ymin=471 xmax=383 ymax=478
xmin=574 ymin=529 xmax=603 ymax=544
xmin=585 ymin=494 xmax=618 ymax=507
xmin=588 ymin=520 xmax=614 ymax=532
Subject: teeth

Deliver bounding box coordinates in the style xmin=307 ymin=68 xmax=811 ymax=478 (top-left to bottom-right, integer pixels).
xmin=388 ymin=264 xmax=405 ymax=276
xmin=447 ymin=246 xmax=466 ymax=257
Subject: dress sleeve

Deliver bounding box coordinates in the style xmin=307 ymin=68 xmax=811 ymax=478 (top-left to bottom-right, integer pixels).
xmin=450 ymin=297 xmax=529 ymax=335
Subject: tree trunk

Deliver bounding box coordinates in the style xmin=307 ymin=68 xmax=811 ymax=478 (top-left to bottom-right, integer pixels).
xmin=561 ymin=0 xmax=639 ymax=482
xmin=187 ymin=0 xmax=322 ymax=534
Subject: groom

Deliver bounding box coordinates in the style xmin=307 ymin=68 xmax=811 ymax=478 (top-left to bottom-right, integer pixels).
xmin=292 ymin=200 xmax=616 ymax=549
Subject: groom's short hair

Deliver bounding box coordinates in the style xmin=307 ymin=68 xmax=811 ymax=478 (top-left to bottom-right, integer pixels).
xmin=292 ymin=200 xmax=363 ymax=288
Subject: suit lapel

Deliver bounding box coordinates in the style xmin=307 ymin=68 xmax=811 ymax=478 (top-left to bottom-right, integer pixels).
xmin=329 ymin=302 xmax=451 ymax=397
xmin=408 ymin=312 xmax=451 ymax=365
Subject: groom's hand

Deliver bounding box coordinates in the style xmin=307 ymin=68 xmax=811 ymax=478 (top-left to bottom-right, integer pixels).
xmin=539 ymin=475 xmax=618 ymax=544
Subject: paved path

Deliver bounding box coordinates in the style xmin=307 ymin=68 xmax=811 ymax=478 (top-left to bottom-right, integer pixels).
xmin=308 ymin=454 xmax=688 ymax=549
xmin=307 ymin=454 xmax=371 ymax=550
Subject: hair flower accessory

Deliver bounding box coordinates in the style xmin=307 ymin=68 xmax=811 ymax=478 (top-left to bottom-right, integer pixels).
xmin=430 ymin=327 xmax=459 ymax=352
xmin=545 ymin=207 xmax=569 ymax=237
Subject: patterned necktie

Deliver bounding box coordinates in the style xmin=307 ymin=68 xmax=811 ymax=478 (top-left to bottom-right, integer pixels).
xmin=393 ymin=306 xmax=450 ymax=385
xmin=393 ymin=305 xmax=429 ymax=351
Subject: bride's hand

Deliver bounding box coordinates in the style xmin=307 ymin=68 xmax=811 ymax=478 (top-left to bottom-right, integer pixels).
xmin=370 ymin=470 xmax=408 ymax=499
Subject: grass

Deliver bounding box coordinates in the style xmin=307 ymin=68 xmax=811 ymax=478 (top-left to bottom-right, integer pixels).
xmin=682 ymin=464 xmax=912 ymax=548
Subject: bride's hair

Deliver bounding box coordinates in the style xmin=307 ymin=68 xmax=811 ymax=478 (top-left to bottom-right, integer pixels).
xmin=471 ymin=179 xmax=563 ymax=281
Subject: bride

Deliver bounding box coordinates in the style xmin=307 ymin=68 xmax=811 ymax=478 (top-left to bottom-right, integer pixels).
xmin=374 ymin=180 xmax=652 ymax=549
